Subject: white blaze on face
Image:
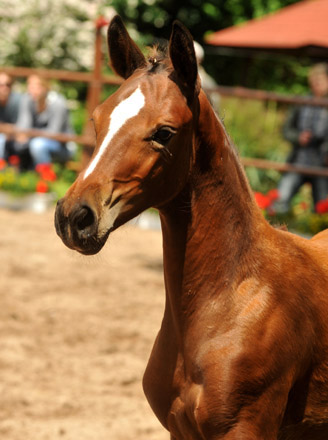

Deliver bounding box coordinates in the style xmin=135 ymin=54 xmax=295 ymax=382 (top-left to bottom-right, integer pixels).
xmin=84 ymin=86 xmax=145 ymax=180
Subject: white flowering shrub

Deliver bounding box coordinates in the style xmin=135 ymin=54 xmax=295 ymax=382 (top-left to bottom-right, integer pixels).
xmin=0 ymin=0 xmax=115 ymax=71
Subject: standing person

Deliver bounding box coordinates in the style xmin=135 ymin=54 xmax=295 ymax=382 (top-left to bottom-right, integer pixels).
xmin=275 ymin=63 xmax=328 ymax=213
xmin=15 ymin=74 xmax=74 ymax=169
xmin=193 ymin=41 xmax=220 ymax=112
xmin=0 ymin=72 xmax=21 ymax=159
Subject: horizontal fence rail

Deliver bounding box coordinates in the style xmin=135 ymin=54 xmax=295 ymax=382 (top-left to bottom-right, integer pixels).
xmin=3 ymin=65 xmax=328 ymax=177
xmin=2 ymin=123 xmax=328 ymax=177
xmin=0 ymin=123 xmax=94 ymax=146
xmin=0 ymin=66 xmax=123 ymax=86
xmin=3 ymin=66 xmax=328 ymax=108
xmin=206 ymin=85 xmax=328 ymax=107
xmin=241 ymin=157 xmax=328 ymax=178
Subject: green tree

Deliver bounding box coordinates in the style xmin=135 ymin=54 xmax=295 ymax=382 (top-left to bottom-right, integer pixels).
xmin=106 ymin=0 xmax=307 ymax=92
xmin=108 ymin=0 xmax=299 ymax=46
xmin=0 ymin=0 xmax=112 ymax=71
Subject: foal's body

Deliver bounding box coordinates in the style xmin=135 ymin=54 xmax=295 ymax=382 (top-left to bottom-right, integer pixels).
xmin=55 ymin=16 xmax=328 ymax=439
xmin=144 ymin=90 xmax=328 ymax=439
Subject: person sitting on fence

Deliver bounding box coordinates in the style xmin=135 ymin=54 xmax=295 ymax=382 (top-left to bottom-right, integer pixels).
xmin=274 ymin=63 xmax=328 ymax=214
xmin=14 ymin=74 xmax=74 ymax=170
xmin=0 ymin=72 xmax=21 ymax=160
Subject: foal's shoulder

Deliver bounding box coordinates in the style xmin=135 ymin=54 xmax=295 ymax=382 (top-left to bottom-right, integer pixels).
xmin=268 ymin=225 xmax=328 ymax=267
xmin=302 ymin=229 xmax=328 ymax=272
xmin=310 ymin=228 xmax=328 ymax=246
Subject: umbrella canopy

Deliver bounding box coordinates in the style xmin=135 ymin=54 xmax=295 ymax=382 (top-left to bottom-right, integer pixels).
xmin=206 ymin=0 xmax=328 ymax=58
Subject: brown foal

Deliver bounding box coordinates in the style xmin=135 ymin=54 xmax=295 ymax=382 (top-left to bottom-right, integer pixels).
xmin=55 ymin=16 xmax=328 ymax=439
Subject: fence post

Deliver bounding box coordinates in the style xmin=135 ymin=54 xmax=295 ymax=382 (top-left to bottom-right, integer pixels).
xmin=82 ymin=17 xmax=109 ymax=169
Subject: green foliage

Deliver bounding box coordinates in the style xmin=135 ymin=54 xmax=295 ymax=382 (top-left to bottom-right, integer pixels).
xmin=0 ymin=0 xmax=112 ymax=71
xmin=205 ymin=52 xmax=312 ymax=94
xmin=106 ymin=0 xmax=309 ymax=92
xmin=0 ymin=168 xmax=39 ymax=195
xmin=0 ymin=161 xmax=76 ymax=199
xmin=263 ymin=185 xmax=328 ymax=235
xmin=220 ymin=96 xmax=290 ymax=192
xmin=0 ymin=1 xmax=312 ymax=94
xmin=51 ymin=165 xmax=77 ymax=199
xmin=70 ymin=103 xmax=88 ymax=135
xmin=108 ymin=0 xmax=299 ymax=43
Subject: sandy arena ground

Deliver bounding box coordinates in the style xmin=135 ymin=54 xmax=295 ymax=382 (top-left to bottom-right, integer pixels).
xmin=0 ymin=207 xmax=169 ymax=440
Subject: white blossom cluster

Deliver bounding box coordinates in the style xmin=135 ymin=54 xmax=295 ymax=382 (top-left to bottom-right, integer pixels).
xmin=0 ymin=0 xmax=116 ymax=71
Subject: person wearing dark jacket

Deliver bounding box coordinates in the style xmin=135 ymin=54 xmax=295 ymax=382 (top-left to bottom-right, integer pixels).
xmin=275 ymin=63 xmax=328 ymax=213
xmin=0 ymin=72 xmax=21 ymax=159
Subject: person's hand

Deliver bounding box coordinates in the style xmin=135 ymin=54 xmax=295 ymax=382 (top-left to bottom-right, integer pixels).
xmin=299 ymin=130 xmax=312 ymax=146
xmin=15 ymin=134 xmax=28 ymax=144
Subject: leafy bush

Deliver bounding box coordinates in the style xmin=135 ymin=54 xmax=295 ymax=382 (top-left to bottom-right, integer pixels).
xmin=220 ymin=96 xmax=290 ymax=193
xmin=254 ymin=184 xmax=328 ymax=235
xmin=0 ymin=0 xmax=113 ymax=71
xmin=0 ymin=158 xmax=76 ymax=199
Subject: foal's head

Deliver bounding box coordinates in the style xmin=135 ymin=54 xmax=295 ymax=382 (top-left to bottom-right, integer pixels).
xmin=55 ymin=16 xmax=201 ymax=255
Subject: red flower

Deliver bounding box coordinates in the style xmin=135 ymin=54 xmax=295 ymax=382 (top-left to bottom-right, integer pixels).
xmin=95 ymin=16 xmax=109 ymax=29
xmin=35 ymin=163 xmax=51 ymax=174
xmin=36 ymin=180 xmax=49 ymax=193
xmin=316 ymin=199 xmax=328 ymax=214
xmin=36 ymin=164 xmax=46 ymax=173
xmin=254 ymin=192 xmax=271 ymax=210
xmin=267 ymin=189 xmax=279 ymax=202
xmin=0 ymin=158 xmax=6 ymax=170
xmin=36 ymin=163 xmax=56 ymax=181
xmin=8 ymin=155 xmax=20 ymax=166
xmin=42 ymin=169 xmax=56 ymax=181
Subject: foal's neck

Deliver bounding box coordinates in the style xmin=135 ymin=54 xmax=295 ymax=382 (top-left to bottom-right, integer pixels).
xmin=189 ymin=91 xmax=261 ymax=255
xmin=159 ymin=91 xmax=266 ymax=333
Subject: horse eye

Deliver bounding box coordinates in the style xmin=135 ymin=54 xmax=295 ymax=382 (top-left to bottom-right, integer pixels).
xmin=152 ymin=127 xmax=175 ymax=145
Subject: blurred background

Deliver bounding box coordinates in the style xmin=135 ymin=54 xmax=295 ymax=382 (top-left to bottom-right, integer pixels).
xmin=2 ymin=0 xmax=328 ymax=233
xmin=0 ymin=0 xmax=310 ymax=91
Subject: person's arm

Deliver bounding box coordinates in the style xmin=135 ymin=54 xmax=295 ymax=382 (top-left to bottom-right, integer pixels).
xmin=319 ymin=119 xmax=328 ymax=165
xmin=15 ymin=94 xmax=33 ymax=143
xmin=282 ymin=107 xmax=300 ymax=145
xmin=16 ymin=94 xmax=33 ymax=129
xmin=44 ymin=96 xmax=69 ymax=134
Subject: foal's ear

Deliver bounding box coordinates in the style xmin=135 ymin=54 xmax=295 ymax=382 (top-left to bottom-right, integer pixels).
xmin=107 ymin=15 xmax=147 ymax=79
xmin=169 ymin=21 xmax=200 ymax=97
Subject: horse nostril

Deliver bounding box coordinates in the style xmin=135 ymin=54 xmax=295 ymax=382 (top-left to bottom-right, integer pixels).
xmin=72 ymin=205 xmax=96 ymax=232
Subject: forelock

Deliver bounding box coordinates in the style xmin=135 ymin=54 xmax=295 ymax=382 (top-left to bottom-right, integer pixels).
xmin=146 ymin=44 xmax=171 ymax=74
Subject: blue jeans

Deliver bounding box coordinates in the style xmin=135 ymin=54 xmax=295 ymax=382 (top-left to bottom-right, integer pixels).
xmin=29 ymin=137 xmax=70 ymax=165
xmin=275 ymin=172 xmax=328 ymax=213
xmin=0 ymin=133 xmax=6 ymax=158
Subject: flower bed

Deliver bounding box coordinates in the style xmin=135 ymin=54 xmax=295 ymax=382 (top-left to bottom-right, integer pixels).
xmin=0 ymin=156 xmax=76 ymax=211
xmin=254 ymin=185 xmax=328 ymax=235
